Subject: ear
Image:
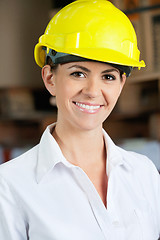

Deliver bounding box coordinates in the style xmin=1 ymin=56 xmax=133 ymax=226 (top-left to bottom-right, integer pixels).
xmin=41 ymin=65 xmax=56 ymax=96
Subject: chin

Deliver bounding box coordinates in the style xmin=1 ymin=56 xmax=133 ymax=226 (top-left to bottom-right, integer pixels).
xmin=75 ymin=120 xmax=103 ymax=132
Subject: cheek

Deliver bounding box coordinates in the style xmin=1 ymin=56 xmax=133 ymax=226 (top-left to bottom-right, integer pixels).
xmin=103 ymin=85 xmax=122 ymax=103
xmin=56 ymin=78 xmax=81 ymax=99
xmin=55 ymin=82 xmax=74 ymax=109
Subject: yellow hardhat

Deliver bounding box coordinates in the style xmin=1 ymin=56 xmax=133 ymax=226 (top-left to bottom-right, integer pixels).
xmin=34 ymin=0 xmax=145 ymax=70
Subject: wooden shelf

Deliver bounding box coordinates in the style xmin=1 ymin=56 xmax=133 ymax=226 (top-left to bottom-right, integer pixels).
xmin=130 ymin=70 xmax=160 ymax=83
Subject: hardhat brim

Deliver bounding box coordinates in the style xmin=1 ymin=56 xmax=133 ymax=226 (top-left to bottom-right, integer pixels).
xmin=34 ymin=43 xmax=145 ymax=69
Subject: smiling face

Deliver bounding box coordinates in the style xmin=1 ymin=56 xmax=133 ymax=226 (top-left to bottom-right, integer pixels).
xmin=42 ymin=61 xmax=126 ymax=132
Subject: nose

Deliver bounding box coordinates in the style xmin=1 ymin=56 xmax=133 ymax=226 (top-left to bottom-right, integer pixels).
xmin=82 ymin=78 xmax=101 ymax=98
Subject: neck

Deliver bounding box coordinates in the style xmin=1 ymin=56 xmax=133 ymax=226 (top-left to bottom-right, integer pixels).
xmin=52 ymin=123 xmax=106 ymax=167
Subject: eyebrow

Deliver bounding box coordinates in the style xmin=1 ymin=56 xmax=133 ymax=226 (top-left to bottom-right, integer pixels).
xmin=68 ymin=65 xmax=91 ymax=72
xmin=101 ymin=68 xmax=120 ymax=74
xmin=68 ymin=64 xmax=120 ymax=74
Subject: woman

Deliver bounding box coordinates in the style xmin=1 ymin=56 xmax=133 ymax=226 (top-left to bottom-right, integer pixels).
xmin=0 ymin=0 xmax=160 ymax=239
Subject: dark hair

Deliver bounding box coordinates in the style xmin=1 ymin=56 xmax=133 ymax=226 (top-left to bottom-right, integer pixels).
xmin=119 ymin=70 xmax=125 ymax=79
xmin=46 ymin=56 xmax=59 ymax=71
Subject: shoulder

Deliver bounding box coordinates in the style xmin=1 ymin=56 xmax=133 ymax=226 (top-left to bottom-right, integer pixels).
xmin=117 ymin=145 xmax=160 ymax=189
xmin=118 ymin=145 xmax=158 ymax=172
xmin=0 ymin=145 xmax=39 ymax=183
xmin=103 ymin=129 xmax=159 ymax=177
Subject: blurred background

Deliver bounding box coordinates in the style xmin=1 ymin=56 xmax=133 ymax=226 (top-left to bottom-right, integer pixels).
xmin=0 ymin=0 xmax=160 ymax=171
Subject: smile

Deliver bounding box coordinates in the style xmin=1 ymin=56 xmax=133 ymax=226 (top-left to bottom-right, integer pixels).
xmin=73 ymin=101 xmax=102 ymax=113
xmin=75 ymin=102 xmax=100 ymax=110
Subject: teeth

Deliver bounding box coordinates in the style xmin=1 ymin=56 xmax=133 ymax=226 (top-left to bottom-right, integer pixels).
xmin=75 ymin=102 xmax=100 ymax=110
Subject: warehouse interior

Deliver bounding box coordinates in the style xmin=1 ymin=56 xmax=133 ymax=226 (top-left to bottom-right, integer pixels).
xmin=0 ymin=0 xmax=159 ymax=170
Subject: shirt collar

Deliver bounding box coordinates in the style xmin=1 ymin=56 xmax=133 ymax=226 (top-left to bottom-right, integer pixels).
xmin=36 ymin=123 xmax=74 ymax=183
xmin=36 ymin=124 xmax=132 ymax=183
xmin=102 ymin=129 xmax=132 ymax=175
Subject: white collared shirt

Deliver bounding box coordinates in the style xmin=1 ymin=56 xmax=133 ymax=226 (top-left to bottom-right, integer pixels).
xmin=0 ymin=123 xmax=160 ymax=240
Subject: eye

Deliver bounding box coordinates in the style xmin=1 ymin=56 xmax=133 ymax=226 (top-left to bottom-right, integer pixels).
xmin=70 ymin=71 xmax=85 ymax=78
xmin=102 ymin=74 xmax=116 ymax=81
